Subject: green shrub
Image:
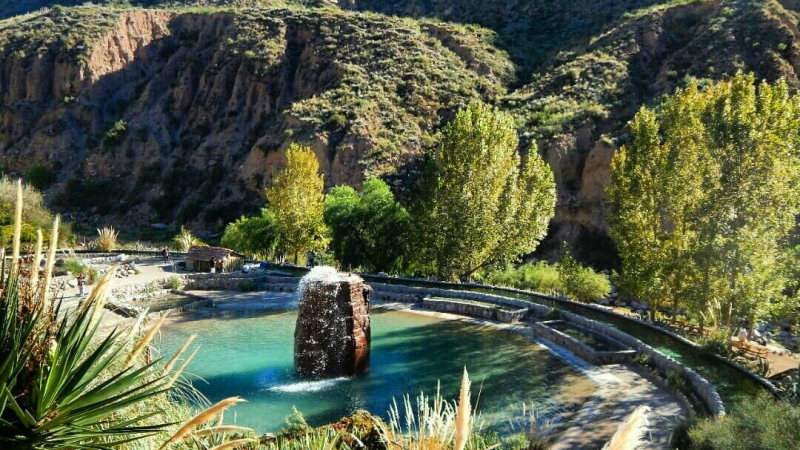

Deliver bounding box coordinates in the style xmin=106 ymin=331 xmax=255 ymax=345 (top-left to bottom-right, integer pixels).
xmin=86 ymin=267 xmax=99 ymax=285
xmin=557 ymin=251 xmax=611 ymax=302
xmin=689 ymin=394 xmax=800 ymax=449
xmin=103 ymin=119 xmax=126 ymax=147
xmin=64 ymin=259 xmax=87 ymax=275
xmin=167 ymin=276 xmax=182 ymax=290
xmin=172 ymin=226 xmax=200 ymax=252
xmin=25 ymin=165 xmax=57 ymax=190
xmin=701 ymin=329 xmax=734 ymax=358
xmin=486 ymin=262 xmax=562 ymax=294
xmin=667 ymin=369 xmax=688 ymax=394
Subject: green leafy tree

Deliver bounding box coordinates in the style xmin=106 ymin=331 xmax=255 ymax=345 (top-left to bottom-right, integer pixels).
xmin=607 ymin=92 xmax=705 ymax=319
xmin=324 ymin=178 xmax=412 ymax=273
xmin=265 ymin=144 xmax=328 ymax=264
xmin=419 ymin=101 xmax=556 ymax=281
xmin=221 ymin=209 xmax=281 ymax=260
xmin=609 ymin=73 xmax=800 ymax=328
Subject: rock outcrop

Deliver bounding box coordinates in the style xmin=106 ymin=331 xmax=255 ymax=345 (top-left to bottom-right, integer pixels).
xmin=294 ymin=270 xmax=371 ymax=377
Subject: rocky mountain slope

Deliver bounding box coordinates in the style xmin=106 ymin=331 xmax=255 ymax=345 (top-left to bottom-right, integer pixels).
xmin=1 ymin=0 xmax=798 ymax=265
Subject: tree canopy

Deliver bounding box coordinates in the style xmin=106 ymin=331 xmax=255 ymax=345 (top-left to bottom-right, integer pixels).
xmin=608 ymin=73 xmax=800 ymax=327
xmin=419 ymin=101 xmax=556 ymax=280
xmin=221 ymin=209 xmax=281 ymax=260
xmin=265 ymin=144 xmax=329 ymax=263
xmin=324 ymin=178 xmax=411 ymax=274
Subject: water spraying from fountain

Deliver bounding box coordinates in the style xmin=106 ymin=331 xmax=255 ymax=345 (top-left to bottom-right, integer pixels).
xmin=294 ymin=266 xmax=372 ymax=377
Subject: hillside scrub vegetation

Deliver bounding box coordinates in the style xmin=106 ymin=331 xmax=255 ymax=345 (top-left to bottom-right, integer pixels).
xmin=0 ymin=177 xmax=61 ymax=247
xmin=688 ymin=393 xmax=800 ymax=450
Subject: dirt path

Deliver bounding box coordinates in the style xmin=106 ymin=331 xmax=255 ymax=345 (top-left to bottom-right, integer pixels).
xmin=56 ymin=258 xmax=180 ymax=329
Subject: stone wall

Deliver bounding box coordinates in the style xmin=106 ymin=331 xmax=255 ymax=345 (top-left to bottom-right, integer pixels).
xmin=369 ymin=282 xmax=552 ymax=316
xmin=363 ymin=281 xmax=726 ymax=416
xmin=532 ymin=320 xmax=637 ymax=365
xmin=421 ymin=297 xmax=527 ymax=323
xmin=365 ymin=276 xmax=779 ymax=405
xmin=184 ymin=273 xmax=300 ymax=291
xmin=557 ymin=309 xmax=725 ymax=416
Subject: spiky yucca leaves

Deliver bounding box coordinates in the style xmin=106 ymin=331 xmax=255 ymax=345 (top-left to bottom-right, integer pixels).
xmin=96 ymin=226 xmax=119 ymax=252
xmin=0 ymin=180 xmax=251 ymax=450
xmin=0 ymin=268 xmax=172 ymax=449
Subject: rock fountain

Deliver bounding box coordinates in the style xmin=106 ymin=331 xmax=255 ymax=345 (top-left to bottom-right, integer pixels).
xmin=294 ymin=266 xmax=372 ymax=377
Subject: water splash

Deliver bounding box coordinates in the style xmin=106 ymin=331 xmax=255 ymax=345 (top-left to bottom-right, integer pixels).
xmin=298 ymin=266 xmax=342 ymax=301
xmin=267 ymin=377 xmax=349 ymax=393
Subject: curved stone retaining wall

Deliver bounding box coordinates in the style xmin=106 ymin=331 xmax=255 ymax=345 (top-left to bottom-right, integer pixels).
xmin=532 ymin=321 xmax=637 ymax=365
xmin=366 ymin=281 xmax=725 ymax=416
xmin=363 ymin=275 xmax=779 ymax=400
xmin=557 ymin=309 xmax=725 ymax=416
xmin=421 ymin=297 xmax=527 ymax=323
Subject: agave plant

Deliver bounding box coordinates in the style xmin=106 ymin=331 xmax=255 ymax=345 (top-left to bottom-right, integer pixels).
xmin=0 ymin=180 xmax=250 ymax=450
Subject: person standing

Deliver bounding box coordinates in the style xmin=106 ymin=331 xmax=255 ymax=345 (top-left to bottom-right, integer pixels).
xmin=77 ymin=273 xmax=86 ymax=297
xmin=210 ymin=256 xmax=217 ymax=274
xmin=162 ymin=246 xmax=170 ymax=264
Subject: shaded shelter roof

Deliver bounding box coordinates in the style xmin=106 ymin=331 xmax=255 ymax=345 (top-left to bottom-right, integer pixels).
xmin=186 ymin=245 xmax=243 ymax=261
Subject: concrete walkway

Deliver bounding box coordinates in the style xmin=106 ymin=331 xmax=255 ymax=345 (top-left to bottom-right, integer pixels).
xmin=55 ymin=258 xmax=181 ymax=329
xmin=539 ymin=340 xmax=687 ymax=450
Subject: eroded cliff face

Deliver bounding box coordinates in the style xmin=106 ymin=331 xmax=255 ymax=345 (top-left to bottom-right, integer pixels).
xmin=0 ymin=7 xmax=498 ymax=228
xmin=2 ymin=0 xmax=799 ymax=266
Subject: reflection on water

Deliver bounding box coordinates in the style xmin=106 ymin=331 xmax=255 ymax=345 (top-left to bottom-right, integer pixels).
xmin=157 ymin=306 xmax=595 ymax=433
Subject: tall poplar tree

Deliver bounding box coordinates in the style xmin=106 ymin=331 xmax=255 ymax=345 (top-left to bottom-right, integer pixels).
xmin=609 ymin=73 xmax=800 ymax=328
xmin=265 ymin=144 xmax=328 ymax=264
xmin=420 ymin=101 xmax=556 ymax=281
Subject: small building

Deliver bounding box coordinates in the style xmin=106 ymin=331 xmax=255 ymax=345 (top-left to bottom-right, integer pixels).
xmin=185 ymin=245 xmax=244 ymax=273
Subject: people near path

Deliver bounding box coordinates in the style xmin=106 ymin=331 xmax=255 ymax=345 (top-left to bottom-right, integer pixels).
xmin=162 ymin=246 xmax=170 ymax=264
xmin=210 ymin=256 xmax=217 ymax=274
xmin=76 ymin=273 xmax=86 ymax=297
